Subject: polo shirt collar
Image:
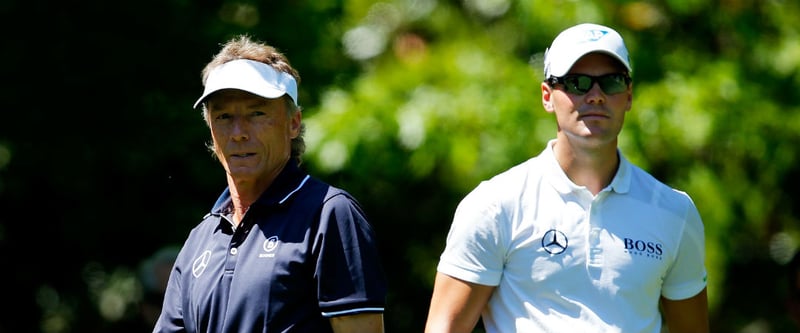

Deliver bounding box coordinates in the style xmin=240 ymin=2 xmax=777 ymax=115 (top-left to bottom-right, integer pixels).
xmin=542 ymin=139 xmax=631 ymax=195
xmin=209 ymin=161 xmax=310 ymax=216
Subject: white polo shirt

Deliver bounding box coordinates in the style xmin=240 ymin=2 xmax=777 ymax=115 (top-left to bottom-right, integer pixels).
xmin=437 ymin=140 xmax=707 ymax=333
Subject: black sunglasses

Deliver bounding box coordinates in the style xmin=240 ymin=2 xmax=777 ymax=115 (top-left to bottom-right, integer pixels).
xmin=547 ymin=73 xmax=632 ymax=95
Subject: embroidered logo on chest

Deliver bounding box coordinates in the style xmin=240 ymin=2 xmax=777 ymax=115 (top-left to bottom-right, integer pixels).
xmin=192 ymin=250 xmax=212 ymax=278
xmin=623 ymin=238 xmax=664 ymax=259
xmin=542 ymin=229 xmax=569 ymax=255
xmin=259 ymin=235 xmax=279 ymax=258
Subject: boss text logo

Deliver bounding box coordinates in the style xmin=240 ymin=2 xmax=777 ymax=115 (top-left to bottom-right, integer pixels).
xmin=623 ymin=238 xmax=663 ymax=256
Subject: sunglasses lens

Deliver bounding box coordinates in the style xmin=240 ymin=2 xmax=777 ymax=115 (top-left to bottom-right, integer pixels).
xmin=563 ymin=76 xmax=593 ymax=94
xmin=556 ymin=74 xmax=629 ymax=95
xmin=598 ymin=74 xmax=628 ymax=94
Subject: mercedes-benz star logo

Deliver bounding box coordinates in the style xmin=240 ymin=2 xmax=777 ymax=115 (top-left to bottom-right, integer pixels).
xmin=192 ymin=250 xmax=212 ymax=278
xmin=542 ymin=229 xmax=568 ymax=255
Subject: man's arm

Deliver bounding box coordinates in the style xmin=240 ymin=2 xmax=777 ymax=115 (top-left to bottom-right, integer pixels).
xmin=424 ymin=272 xmax=495 ymax=333
xmin=330 ymin=313 xmax=384 ymax=333
xmin=660 ymin=287 xmax=709 ymax=333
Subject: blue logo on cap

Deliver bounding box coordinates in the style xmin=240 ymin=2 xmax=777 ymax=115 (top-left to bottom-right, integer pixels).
xmin=584 ymin=29 xmax=608 ymax=42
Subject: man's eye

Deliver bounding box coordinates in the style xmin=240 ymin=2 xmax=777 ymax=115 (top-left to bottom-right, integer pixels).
xmin=215 ymin=113 xmax=232 ymax=120
xmin=565 ymin=77 xmax=581 ymax=87
xmin=251 ymin=111 xmax=266 ymax=117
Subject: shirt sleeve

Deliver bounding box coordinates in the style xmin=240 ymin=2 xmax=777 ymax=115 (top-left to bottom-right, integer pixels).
xmin=315 ymin=189 xmax=388 ymax=317
xmin=661 ymin=196 xmax=708 ymax=300
xmin=152 ymin=248 xmax=187 ymax=333
xmin=437 ymin=181 xmax=508 ymax=287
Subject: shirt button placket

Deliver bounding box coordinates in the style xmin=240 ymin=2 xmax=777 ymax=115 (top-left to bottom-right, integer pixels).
xmin=588 ymin=194 xmax=604 ymax=266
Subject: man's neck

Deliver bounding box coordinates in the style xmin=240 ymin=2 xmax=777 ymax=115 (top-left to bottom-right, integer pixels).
xmin=226 ymin=176 xmax=273 ymax=226
xmin=552 ymin=137 xmax=619 ymax=195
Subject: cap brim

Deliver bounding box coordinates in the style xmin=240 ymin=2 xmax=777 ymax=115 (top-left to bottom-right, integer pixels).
xmin=193 ymin=59 xmax=298 ymax=109
xmin=548 ymin=48 xmax=632 ymax=78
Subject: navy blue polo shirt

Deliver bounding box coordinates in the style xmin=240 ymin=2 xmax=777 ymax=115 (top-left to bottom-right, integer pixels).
xmin=154 ymin=162 xmax=387 ymax=333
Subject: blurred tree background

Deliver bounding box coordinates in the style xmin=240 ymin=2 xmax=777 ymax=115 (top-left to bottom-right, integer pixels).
xmin=1 ymin=0 xmax=798 ymax=332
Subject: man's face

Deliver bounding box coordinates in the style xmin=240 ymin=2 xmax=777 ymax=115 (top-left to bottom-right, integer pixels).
xmin=206 ymin=89 xmax=301 ymax=185
xmin=542 ymin=52 xmax=632 ymax=147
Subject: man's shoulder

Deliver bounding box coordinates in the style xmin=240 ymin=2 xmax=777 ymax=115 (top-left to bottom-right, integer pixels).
xmin=484 ymin=154 xmax=548 ymax=186
xmin=297 ymin=176 xmax=363 ymax=208
xmin=624 ymin=162 xmax=696 ymax=210
xmin=463 ymin=156 xmax=548 ymax=205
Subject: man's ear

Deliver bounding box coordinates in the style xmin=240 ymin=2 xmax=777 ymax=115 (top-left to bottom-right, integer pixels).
xmin=290 ymin=110 xmax=302 ymax=138
xmin=624 ymin=82 xmax=633 ymax=112
xmin=542 ymin=82 xmax=555 ymax=113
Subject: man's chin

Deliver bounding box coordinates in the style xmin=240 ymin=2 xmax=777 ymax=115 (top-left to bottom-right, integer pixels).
xmin=225 ymin=166 xmax=260 ymax=179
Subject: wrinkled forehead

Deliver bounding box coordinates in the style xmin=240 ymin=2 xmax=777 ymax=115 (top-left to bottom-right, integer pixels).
xmin=206 ymin=89 xmax=286 ymax=110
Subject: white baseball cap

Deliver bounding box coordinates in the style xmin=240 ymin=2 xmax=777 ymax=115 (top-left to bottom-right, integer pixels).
xmin=193 ymin=59 xmax=299 ymax=109
xmin=543 ymin=23 xmax=632 ymax=78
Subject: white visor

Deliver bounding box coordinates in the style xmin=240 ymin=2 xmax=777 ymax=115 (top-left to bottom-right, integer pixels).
xmin=193 ymin=59 xmax=298 ymax=109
